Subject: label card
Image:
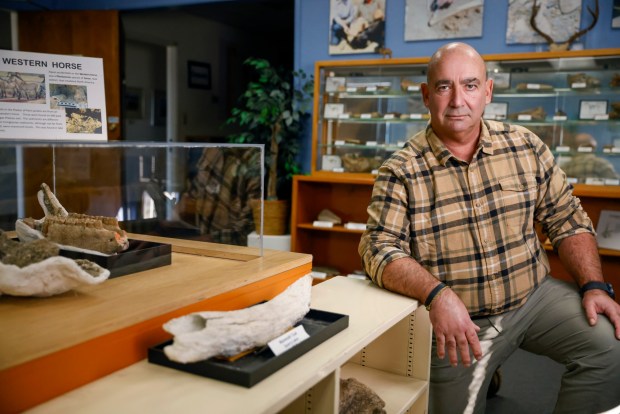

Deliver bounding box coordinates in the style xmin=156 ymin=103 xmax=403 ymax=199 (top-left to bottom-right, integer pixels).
xmin=268 ymin=325 xmax=310 ymax=356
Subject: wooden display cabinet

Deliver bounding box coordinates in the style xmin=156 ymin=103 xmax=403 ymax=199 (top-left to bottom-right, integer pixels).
xmin=25 ymin=277 xmax=432 ymax=414
xmin=291 ymin=174 xmax=374 ymax=276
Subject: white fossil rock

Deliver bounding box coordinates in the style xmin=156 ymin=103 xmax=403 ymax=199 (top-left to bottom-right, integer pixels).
xmin=0 ymin=256 xmax=110 ymax=297
xmin=163 ymin=274 xmax=313 ymax=364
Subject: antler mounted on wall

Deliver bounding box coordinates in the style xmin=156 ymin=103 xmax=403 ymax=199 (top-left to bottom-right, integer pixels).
xmin=530 ymin=0 xmax=599 ymax=52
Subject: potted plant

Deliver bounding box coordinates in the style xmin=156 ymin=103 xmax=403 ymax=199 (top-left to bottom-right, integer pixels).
xmin=226 ymin=58 xmax=313 ymax=235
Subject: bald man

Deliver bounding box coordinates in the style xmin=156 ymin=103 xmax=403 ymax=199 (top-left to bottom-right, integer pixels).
xmin=359 ymin=42 xmax=620 ymax=413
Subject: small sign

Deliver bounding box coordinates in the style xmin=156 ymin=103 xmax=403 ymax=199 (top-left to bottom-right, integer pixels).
xmin=360 ymin=113 xmax=372 ymax=119
xmin=556 ymin=146 xmax=571 ymax=153
xmin=407 ymin=85 xmax=420 ymax=91
xmin=571 ymin=82 xmax=587 ymax=89
xmin=579 ymin=100 xmax=608 ymax=120
xmin=410 ymin=113 xmax=424 ymax=119
xmin=324 ymin=103 xmax=344 ymax=119
xmin=313 ymin=220 xmax=334 ymax=228
xmin=366 ymin=141 xmax=377 ymax=146
xmin=517 ymin=114 xmax=532 ymax=121
xmin=345 ymin=222 xmax=366 ymax=230
xmin=366 ymin=86 xmax=377 ymax=92
xmin=383 ymin=114 xmax=395 ymax=120
xmin=552 ymin=115 xmax=568 ymax=121
xmin=526 ymin=83 xmax=541 ymax=90
xmin=577 ymin=146 xmax=594 ymax=153
xmin=268 ymin=325 xmax=310 ymax=356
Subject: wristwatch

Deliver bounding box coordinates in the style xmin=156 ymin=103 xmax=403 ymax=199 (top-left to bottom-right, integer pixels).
xmin=579 ymin=281 xmax=616 ymax=300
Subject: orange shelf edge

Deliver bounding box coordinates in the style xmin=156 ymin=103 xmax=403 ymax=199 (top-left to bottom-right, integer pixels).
xmin=0 ymin=263 xmax=312 ymax=413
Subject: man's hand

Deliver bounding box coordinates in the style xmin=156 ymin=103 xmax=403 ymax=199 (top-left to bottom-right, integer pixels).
xmin=429 ymin=288 xmax=482 ymax=367
xmin=582 ymin=291 xmax=620 ymax=340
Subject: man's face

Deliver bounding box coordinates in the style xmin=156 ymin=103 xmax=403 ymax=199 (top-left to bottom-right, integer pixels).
xmin=421 ymin=49 xmax=493 ymax=141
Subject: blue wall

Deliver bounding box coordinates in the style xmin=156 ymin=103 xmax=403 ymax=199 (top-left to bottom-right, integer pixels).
xmin=294 ymin=0 xmax=620 ymax=172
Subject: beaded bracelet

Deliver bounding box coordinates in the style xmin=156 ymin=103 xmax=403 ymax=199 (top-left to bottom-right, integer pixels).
xmin=424 ymin=282 xmax=448 ymax=311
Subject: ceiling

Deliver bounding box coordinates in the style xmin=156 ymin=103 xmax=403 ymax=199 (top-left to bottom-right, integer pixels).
xmin=178 ymin=0 xmax=293 ymax=35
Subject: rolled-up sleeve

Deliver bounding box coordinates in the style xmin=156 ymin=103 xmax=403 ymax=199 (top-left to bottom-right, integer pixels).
xmin=359 ymin=163 xmax=413 ymax=287
xmin=532 ymin=133 xmax=595 ymax=247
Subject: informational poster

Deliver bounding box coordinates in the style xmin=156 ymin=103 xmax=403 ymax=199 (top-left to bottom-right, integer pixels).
xmin=0 ymin=50 xmax=107 ymax=141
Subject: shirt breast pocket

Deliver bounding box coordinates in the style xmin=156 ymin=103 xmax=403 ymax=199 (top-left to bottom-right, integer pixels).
xmin=499 ymin=175 xmax=538 ymax=235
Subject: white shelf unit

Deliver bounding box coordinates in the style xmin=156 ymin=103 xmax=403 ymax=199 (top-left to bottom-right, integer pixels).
xmin=27 ymin=276 xmax=431 ymax=414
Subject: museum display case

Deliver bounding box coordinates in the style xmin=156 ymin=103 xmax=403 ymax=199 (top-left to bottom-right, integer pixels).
xmin=311 ymin=49 xmax=620 ymax=183
xmin=293 ymin=49 xmax=620 ymax=291
xmin=0 ymin=141 xmax=266 ymax=250
xmin=0 ymin=141 xmax=317 ymax=411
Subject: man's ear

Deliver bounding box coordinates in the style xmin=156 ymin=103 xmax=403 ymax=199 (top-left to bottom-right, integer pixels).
xmin=485 ymin=78 xmax=494 ymax=104
xmin=421 ymin=83 xmax=430 ymax=108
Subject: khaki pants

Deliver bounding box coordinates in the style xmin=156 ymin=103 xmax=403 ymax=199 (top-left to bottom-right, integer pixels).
xmin=429 ymin=277 xmax=620 ymax=414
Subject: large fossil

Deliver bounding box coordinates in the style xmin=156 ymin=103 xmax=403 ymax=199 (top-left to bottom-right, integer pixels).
xmin=0 ymin=230 xmax=110 ymax=297
xmin=163 ymin=274 xmax=312 ymax=364
xmin=16 ymin=183 xmax=129 ymax=255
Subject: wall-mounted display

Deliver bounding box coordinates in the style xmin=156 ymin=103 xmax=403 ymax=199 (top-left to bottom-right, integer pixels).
xmin=0 ymin=50 xmax=107 ymax=141
xmin=329 ymin=0 xmax=386 ymax=55
xmin=506 ymin=0 xmax=582 ymax=45
xmin=187 ymin=61 xmax=211 ymax=90
xmin=404 ymin=0 xmax=483 ymax=41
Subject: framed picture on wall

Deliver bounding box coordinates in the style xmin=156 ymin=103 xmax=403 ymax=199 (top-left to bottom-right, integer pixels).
xmin=125 ymin=87 xmax=144 ymax=119
xmin=506 ymin=0 xmax=581 ymax=44
xmin=613 ymin=0 xmax=620 ymax=29
xmin=404 ymin=0 xmax=484 ymax=41
xmin=188 ymin=61 xmax=211 ymax=90
xmin=329 ymin=0 xmax=386 ymax=55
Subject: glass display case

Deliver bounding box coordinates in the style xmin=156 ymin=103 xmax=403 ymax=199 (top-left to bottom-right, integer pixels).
xmin=312 ymin=49 xmax=620 ymax=185
xmin=0 ymin=141 xmax=265 ymax=251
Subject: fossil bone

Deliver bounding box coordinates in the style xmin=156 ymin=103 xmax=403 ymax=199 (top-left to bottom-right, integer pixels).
xmin=162 ymin=274 xmax=312 ymax=363
xmin=16 ymin=183 xmax=129 ymax=255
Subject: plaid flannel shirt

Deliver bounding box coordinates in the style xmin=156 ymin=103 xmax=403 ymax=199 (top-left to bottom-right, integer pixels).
xmin=359 ymin=119 xmax=594 ymax=316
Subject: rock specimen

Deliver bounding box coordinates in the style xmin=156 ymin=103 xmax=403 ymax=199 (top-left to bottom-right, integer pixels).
xmin=0 ymin=230 xmax=110 ymax=297
xmin=163 ymin=274 xmax=312 ymax=363
xmin=339 ymin=377 xmax=386 ymax=414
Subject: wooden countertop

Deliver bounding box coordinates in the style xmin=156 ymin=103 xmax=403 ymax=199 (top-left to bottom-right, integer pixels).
xmin=0 ymin=235 xmax=312 ymax=411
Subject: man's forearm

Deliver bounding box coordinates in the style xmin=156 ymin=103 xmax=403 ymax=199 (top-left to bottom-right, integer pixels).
xmin=556 ymin=232 xmax=604 ymax=286
xmin=382 ymin=257 xmax=443 ymax=303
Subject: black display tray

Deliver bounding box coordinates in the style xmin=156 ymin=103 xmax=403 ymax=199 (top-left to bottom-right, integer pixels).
xmin=148 ymin=308 xmax=349 ymax=387
xmin=59 ymin=239 xmax=171 ymax=278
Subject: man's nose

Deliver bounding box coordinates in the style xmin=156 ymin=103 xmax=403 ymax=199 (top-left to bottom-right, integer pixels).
xmin=450 ymin=86 xmax=464 ymax=107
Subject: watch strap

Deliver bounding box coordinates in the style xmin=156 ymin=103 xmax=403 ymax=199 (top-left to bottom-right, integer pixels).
xmin=579 ymin=281 xmax=615 ymax=300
